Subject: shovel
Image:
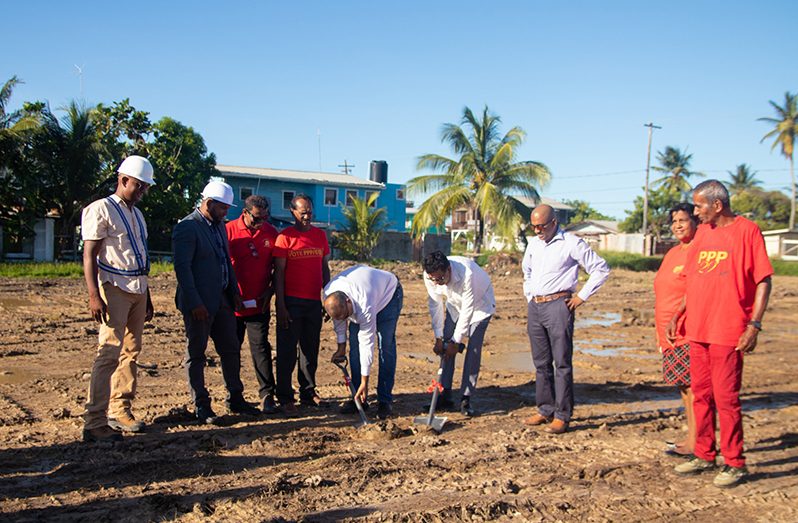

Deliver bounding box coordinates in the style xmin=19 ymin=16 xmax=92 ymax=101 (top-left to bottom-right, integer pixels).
xmin=413 ymin=355 xmax=448 ymax=433
xmin=332 ymin=357 xmax=370 ymax=428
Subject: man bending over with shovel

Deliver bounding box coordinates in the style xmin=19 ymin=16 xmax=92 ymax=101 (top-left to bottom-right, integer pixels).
xmin=323 ymin=265 xmax=403 ymax=420
xmin=422 ymin=251 xmax=495 ymax=417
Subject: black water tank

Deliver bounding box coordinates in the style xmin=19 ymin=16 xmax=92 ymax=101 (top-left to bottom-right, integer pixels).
xmin=369 ymin=160 xmax=388 ymax=184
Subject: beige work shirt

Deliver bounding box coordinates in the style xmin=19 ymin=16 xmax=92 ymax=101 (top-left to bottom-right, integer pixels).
xmin=81 ymin=194 xmax=149 ymax=295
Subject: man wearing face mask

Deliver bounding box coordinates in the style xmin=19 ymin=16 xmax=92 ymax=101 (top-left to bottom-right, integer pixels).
xmin=81 ymin=156 xmax=155 ymax=442
xmin=226 ymin=195 xmax=280 ymax=414
xmin=173 ymin=181 xmax=260 ymax=424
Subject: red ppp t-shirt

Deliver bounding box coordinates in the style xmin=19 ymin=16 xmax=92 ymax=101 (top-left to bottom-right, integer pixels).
xmin=683 ymin=216 xmax=773 ymax=346
xmin=226 ymin=215 xmax=279 ymax=317
xmin=273 ymin=225 xmax=330 ymax=301
xmin=654 ymin=242 xmax=692 ymax=348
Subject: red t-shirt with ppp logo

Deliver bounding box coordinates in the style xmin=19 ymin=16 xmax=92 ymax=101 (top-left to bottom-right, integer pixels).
xmin=273 ymin=225 xmax=330 ymax=301
xmin=683 ymin=216 xmax=773 ymax=346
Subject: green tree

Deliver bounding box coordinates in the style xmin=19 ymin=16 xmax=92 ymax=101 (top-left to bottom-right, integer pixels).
xmin=620 ymin=185 xmax=681 ymax=239
xmin=652 ymin=146 xmax=703 ymax=195
xmin=732 ymin=189 xmax=790 ymax=231
xmin=407 ymin=106 xmax=551 ymax=252
xmin=726 ymin=163 xmax=762 ymax=195
xmin=141 ymin=117 xmax=219 ymax=251
xmin=560 ymin=199 xmax=613 ymax=224
xmin=94 ymin=98 xmax=153 ymax=179
xmin=334 ymin=192 xmax=387 ymax=261
xmin=759 ymin=91 xmax=798 ymax=230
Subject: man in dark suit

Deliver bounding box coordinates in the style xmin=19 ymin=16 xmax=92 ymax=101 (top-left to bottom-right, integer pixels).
xmin=173 ymin=181 xmax=260 ymax=424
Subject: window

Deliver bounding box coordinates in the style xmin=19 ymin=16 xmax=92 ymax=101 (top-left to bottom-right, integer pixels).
xmin=396 ymin=189 xmax=404 ymax=200
xmin=324 ymin=188 xmax=338 ymax=206
xmin=240 ymin=187 xmax=253 ymax=201
xmin=366 ymin=191 xmax=379 ymax=207
xmin=282 ymin=191 xmax=295 ymax=210
xmin=345 ymin=190 xmax=358 ymax=206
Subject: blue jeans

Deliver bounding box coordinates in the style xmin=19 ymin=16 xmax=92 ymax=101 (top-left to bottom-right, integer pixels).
xmin=349 ymin=282 xmax=403 ymax=404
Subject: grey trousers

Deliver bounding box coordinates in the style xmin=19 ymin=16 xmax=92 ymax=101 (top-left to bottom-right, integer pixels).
xmin=182 ymin=293 xmax=244 ymax=408
xmin=440 ymin=311 xmax=492 ymax=398
xmin=527 ymin=297 xmax=574 ymax=422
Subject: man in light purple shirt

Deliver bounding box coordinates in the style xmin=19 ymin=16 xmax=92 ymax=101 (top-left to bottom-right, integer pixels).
xmin=522 ymin=204 xmax=610 ymax=434
xmin=323 ymin=265 xmax=403 ymax=420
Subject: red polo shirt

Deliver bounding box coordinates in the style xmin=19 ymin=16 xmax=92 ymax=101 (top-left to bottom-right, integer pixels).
xmin=226 ymin=215 xmax=279 ymax=317
xmin=273 ymin=225 xmax=330 ymax=301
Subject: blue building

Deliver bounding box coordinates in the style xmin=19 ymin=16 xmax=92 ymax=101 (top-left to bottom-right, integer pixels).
xmin=216 ymin=162 xmax=406 ymax=231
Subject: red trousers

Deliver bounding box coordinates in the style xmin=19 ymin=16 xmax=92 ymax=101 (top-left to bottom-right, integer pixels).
xmin=690 ymin=341 xmax=745 ymax=468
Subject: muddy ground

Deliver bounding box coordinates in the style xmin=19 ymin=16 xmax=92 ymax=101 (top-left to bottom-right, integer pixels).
xmin=0 ymin=257 xmax=796 ymax=522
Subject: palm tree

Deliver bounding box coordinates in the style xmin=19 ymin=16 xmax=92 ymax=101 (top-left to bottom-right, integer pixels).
xmin=726 ymin=163 xmax=762 ymax=195
xmin=407 ymin=106 xmax=551 ymax=252
xmin=336 ymin=192 xmax=387 ymax=261
xmin=652 ymin=146 xmax=703 ymax=196
xmin=0 ymin=76 xmax=40 ymax=166
xmin=759 ymin=91 xmax=798 ymax=230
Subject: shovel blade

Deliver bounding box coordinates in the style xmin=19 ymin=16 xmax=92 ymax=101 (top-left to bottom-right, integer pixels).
xmin=413 ymin=415 xmax=448 ymax=433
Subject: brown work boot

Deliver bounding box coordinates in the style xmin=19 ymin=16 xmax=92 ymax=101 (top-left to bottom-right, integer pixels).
xmin=108 ymin=412 xmax=145 ymax=433
xmin=83 ymin=425 xmax=123 ymax=443
xmin=523 ymin=413 xmax=553 ymax=426
xmin=544 ymin=418 xmax=569 ymax=434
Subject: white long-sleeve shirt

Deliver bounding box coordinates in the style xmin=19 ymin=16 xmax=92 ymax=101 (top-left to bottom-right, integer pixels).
xmin=522 ymin=228 xmax=610 ymax=302
xmin=322 ymin=265 xmax=398 ymax=376
xmin=424 ymin=256 xmax=495 ymax=344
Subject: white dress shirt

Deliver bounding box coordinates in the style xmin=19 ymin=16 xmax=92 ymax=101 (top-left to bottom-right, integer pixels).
xmin=323 ymin=265 xmax=398 ymax=376
xmin=424 ymin=256 xmax=495 ymax=344
xmin=522 ymin=228 xmax=610 ymax=302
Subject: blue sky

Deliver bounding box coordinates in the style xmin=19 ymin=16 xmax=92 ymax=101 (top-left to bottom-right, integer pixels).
xmin=5 ymin=1 xmax=796 ymax=219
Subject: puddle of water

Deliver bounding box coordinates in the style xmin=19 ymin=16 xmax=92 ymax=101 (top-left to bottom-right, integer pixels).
xmin=575 ymin=312 xmax=621 ymax=328
xmin=576 ymin=344 xmax=658 ymax=360
xmin=0 ymin=369 xmax=34 ymax=385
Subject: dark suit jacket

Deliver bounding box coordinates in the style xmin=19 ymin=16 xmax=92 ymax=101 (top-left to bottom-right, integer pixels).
xmin=173 ymin=209 xmax=238 ymax=316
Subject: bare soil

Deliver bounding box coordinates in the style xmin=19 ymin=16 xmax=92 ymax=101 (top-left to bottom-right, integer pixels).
xmin=0 ymin=259 xmax=796 ymax=522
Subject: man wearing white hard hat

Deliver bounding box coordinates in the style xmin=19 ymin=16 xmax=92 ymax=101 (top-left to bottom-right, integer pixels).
xmin=173 ymin=180 xmax=260 ymax=424
xmin=80 ymin=155 xmax=155 ymax=442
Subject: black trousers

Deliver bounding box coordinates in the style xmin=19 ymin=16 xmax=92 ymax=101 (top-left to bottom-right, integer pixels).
xmin=182 ymin=293 xmax=244 ymax=408
xmin=237 ymin=312 xmax=276 ymax=402
xmin=276 ymin=296 xmax=322 ymax=404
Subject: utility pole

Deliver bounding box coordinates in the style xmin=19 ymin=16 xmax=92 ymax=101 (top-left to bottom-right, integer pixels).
xmin=642 ymin=122 xmax=661 ymax=255
xmin=338 ymin=160 xmax=354 ymax=175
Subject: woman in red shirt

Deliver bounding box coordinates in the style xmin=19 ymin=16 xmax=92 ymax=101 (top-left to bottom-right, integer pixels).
xmin=653 ymin=203 xmax=698 ymax=456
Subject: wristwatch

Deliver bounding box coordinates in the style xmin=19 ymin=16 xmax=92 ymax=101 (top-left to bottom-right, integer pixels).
xmin=747 ymin=320 xmax=762 ymax=330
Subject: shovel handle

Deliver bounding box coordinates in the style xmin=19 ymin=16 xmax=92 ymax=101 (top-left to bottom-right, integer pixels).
xmin=426 ymin=356 xmax=445 ymax=422
xmin=335 ymin=357 xmax=370 ymax=426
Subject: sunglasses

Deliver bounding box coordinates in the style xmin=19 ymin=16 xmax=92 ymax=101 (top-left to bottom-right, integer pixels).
xmin=531 ymin=219 xmax=554 ymax=231
xmin=246 ymin=209 xmax=268 ymax=224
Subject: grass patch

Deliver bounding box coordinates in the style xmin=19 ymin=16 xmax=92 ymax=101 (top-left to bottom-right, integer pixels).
xmin=597 ymin=251 xmax=662 ymax=272
xmin=0 ymin=261 xmax=173 ymax=278
xmin=771 ymin=259 xmax=798 ymax=277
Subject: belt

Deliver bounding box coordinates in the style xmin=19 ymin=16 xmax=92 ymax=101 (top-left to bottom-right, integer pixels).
xmin=531 ymin=291 xmax=572 ymax=304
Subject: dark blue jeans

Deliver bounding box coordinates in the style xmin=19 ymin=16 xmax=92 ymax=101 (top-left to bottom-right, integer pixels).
xmin=349 ymin=282 xmax=403 ymax=404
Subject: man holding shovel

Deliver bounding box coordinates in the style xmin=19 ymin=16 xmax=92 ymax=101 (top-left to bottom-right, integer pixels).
xmin=422 ymin=251 xmax=495 ymax=417
xmin=323 ymin=265 xmax=403 ymax=420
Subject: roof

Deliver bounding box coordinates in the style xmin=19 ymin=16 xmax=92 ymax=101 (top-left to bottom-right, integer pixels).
xmin=513 ymin=196 xmax=574 ymax=211
xmin=565 ymin=220 xmax=620 ymax=234
xmin=217 ymin=164 xmax=385 ymax=190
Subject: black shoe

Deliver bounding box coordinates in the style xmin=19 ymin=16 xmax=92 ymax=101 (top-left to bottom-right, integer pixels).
xmin=83 ymin=426 xmax=123 ymax=443
xmin=228 ymin=400 xmax=261 ymax=416
xmin=377 ymin=402 xmax=392 ymax=420
xmin=261 ymin=396 xmax=278 ymax=415
xmin=460 ymin=397 xmax=475 ymax=417
xmin=340 ymin=400 xmax=369 ymax=414
xmin=196 ymin=405 xmax=220 ymax=425
xmin=425 ymin=390 xmax=454 ymax=411
xmin=300 ymin=394 xmax=327 ymax=408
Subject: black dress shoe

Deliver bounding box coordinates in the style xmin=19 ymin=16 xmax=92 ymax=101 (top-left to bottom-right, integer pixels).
xmin=228 ymin=400 xmax=261 ymax=416
xmin=196 ymin=405 xmax=220 ymax=425
xmin=83 ymin=426 xmax=123 ymax=442
xmin=261 ymin=396 xmax=278 ymax=415
xmin=460 ymin=397 xmax=475 ymax=417
xmin=377 ymin=401 xmax=392 ymax=420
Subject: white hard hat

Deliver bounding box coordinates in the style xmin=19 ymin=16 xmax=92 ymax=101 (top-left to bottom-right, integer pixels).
xmin=201 ymin=181 xmax=236 ymax=206
xmin=117 ymin=155 xmax=155 ymax=185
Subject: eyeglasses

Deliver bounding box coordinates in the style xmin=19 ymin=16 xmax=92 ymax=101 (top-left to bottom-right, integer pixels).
xmin=531 ymin=219 xmax=554 ymax=231
xmin=248 ymin=242 xmax=259 ymax=258
xmin=246 ymin=209 xmax=267 ymax=224
xmin=427 ymin=270 xmax=448 ymax=284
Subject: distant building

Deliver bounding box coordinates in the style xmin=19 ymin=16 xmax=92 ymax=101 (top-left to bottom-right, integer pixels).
xmin=216 ymin=161 xmax=406 ymax=231
xmin=762 ymin=228 xmax=798 ymax=260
